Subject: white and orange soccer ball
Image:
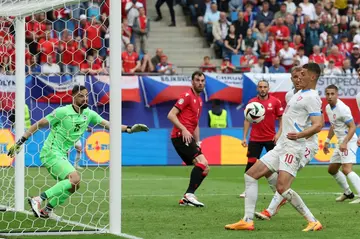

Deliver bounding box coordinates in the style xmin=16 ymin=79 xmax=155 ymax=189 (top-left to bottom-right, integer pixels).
xmin=244 ymin=102 xmax=266 ymax=124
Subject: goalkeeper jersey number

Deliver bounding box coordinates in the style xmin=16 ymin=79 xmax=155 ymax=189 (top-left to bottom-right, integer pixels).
xmin=43 ymin=105 xmax=103 ymax=153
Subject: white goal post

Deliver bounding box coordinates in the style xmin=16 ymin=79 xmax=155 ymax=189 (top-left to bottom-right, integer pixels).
xmin=0 ymin=0 xmax=139 ymax=238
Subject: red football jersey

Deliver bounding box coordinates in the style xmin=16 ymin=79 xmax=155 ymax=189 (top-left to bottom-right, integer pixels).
xmin=248 ymin=95 xmax=283 ymax=142
xmin=122 ymin=51 xmax=139 ymax=73
xmin=171 ymin=88 xmax=203 ymax=138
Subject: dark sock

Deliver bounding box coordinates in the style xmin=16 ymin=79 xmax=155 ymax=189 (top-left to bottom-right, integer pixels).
xmin=40 ymin=192 xmax=47 ymax=201
xmin=245 ymin=162 xmax=255 ymax=173
xmin=185 ymin=163 xmax=207 ymax=194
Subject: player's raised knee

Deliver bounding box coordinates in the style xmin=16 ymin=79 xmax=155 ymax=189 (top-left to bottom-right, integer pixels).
xmin=68 ymin=171 xmax=81 ymax=189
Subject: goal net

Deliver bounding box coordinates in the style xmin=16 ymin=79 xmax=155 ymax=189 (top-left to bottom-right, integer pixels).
xmin=0 ymin=0 xmax=133 ymax=237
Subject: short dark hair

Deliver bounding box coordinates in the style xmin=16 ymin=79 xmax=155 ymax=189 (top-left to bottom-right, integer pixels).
xmin=302 ymin=63 xmax=321 ymax=79
xmin=291 ymin=66 xmax=302 ymax=74
xmin=72 ymin=85 xmax=87 ymax=96
xmin=298 ymin=46 xmax=304 ymax=51
xmin=257 ymin=79 xmax=269 ymax=86
xmin=326 ymin=84 xmax=338 ymax=92
xmin=192 ymin=70 xmax=205 ymax=81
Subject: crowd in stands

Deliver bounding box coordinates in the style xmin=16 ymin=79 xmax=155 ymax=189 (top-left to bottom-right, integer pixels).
xmin=0 ymin=0 xmax=359 ymax=76
xmin=181 ymin=0 xmax=360 ymax=75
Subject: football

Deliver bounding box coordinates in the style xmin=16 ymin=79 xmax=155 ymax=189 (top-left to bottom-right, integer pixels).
xmin=244 ymin=102 xmax=266 ymax=124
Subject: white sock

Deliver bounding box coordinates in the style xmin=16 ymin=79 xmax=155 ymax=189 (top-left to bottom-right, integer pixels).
xmin=267 ymin=191 xmax=284 ymax=216
xmin=347 ymin=171 xmax=360 ymax=196
xmin=282 ymin=189 xmax=316 ymax=222
xmin=75 ymin=151 xmax=81 ymax=166
xmin=243 ymin=174 xmax=258 ymax=222
xmin=266 ymin=173 xmax=278 ymax=193
xmin=332 ymin=171 xmax=352 ymax=195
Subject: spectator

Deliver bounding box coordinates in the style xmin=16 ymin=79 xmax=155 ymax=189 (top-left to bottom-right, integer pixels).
xmin=350 ymin=45 xmax=360 ymax=70
xmin=323 ymin=59 xmax=341 ymax=75
xmin=284 ymin=0 xmax=296 ymax=14
xmin=347 ymin=24 xmax=359 ymax=42
xmin=187 ymin=0 xmax=207 ymax=26
xmin=275 ymin=3 xmax=288 ymax=19
xmin=197 ymin=0 xmax=214 ymax=36
xmin=155 ymin=55 xmax=176 ymax=74
xmin=304 ymin=20 xmax=323 ymax=55
xmin=125 ymin=0 xmax=143 ymax=27
xmin=80 ymin=54 xmax=104 ymax=75
xmin=122 ymin=18 xmax=132 ymax=51
xmin=83 ymin=17 xmax=107 ymax=56
xmin=224 ymin=24 xmax=241 ymax=58
xmin=353 ymin=25 xmax=360 ymax=45
xmin=59 ymin=36 xmax=82 ymax=74
xmin=250 ymin=55 xmax=269 ymax=73
xmin=200 ymin=56 xmax=217 ymax=72
xmin=291 ymin=35 xmax=304 ymax=51
xmin=233 ymin=11 xmax=248 ymax=40
xmin=140 ymin=54 xmax=155 ymax=72
xmin=334 ymin=0 xmax=348 ymax=15
xmin=327 ymin=45 xmax=346 ymax=67
xmin=203 ymin=3 xmax=220 ymax=43
xmin=45 ymin=21 xmax=58 ymax=39
xmin=212 ymin=12 xmax=231 ymax=57
xmin=254 ymin=22 xmax=267 ymax=47
xmin=269 ymin=56 xmax=286 ymax=73
xmin=339 ymin=15 xmax=349 ymax=33
xmin=53 ymin=7 xmax=70 ymax=34
xmin=309 ymin=45 xmax=326 ymax=66
xmin=25 ymin=15 xmax=47 ymax=55
xmin=244 ymin=4 xmax=256 ymax=28
xmin=299 ymin=0 xmax=315 ymax=20
xmin=151 ymin=48 xmax=163 ymax=66
xmin=37 ymin=31 xmax=58 ymax=65
xmin=155 ymin=0 xmax=176 ymax=26
xmin=255 ymin=1 xmax=274 ymax=27
xmin=338 ymin=58 xmax=357 ymax=76
xmin=330 ymin=24 xmax=341 ymax=45
xmin=41 ymin=55 xmax=60 ymax=76
xmin=294 ymin=46 xmax=308 ymax=66
xmin=337 ymin=35 xmax=353 ymax=57
xmin=74 ymin=14 xmax=90 ymax=39
xmin=322 ymin=35 xmax=335 ymax=56
xmin=208 ymin=99 xmax=227 ymax=128
xmin=228 ymin=0 xmax=242 ymax=12
xmin=122 ymin=43 xmax=140 ymax=73
xmin=220 ymin=57 xmax=235 ymax=73
xmin=269 ymin=17 xmax=290 ymax=49
xmin=240 ymin=46 xmax=258 ymax=72
xmin=278 ymin=40 xmax=297 ymax=72
xmin=241 ymin=28 xmax=258 ymax=55
xmin=133 ymin=7 xmax=150 ymax=54
xmin=217 ymin=0 xmax=229 ymax=12
xmin=314 ymin=3 xmax=324 ymax=21
xmin=285 ymin=14 xmax=296 ymax=39
xmin=1 ymin=55 xmax=13 ymax=74
xmin=261 ymin=34 xmax=277 ymax=67
xmin=294 ymin=6 xmax=305 ymax=27
xmin=349 ymin=0 xmax=360 ymax=12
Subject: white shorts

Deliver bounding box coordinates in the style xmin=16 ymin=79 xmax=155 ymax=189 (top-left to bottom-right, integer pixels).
xmin=260 ymin=143 xmax=303 ymax=177
xmin=330 ymin=141 xmax=357 ymax=164
xmin=75 ymin=140 xmax=82 ymax=148
xmin=299 ymin=145 xmax=318 ymax=169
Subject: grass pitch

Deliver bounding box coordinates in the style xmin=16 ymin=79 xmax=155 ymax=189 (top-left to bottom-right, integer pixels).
xmin=1 ymin=165 xmax=360 ymax=239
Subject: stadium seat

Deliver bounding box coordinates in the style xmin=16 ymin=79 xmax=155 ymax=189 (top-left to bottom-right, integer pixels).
xmin=231 ymin=54 xmax=241 ymax=68
xmin=231 ymin=11 xmax=238 ymax=22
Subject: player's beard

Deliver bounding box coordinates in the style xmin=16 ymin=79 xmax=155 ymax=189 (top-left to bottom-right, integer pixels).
xmin=259 ymin=92 xmax=268 ymax=98
xmin=194 ymin=86 xmax=204 ymax=93
xmin=80 ymin=103 xmax=88 ymax=109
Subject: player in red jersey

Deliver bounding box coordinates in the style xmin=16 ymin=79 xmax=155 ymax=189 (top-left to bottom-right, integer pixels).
xmin=167 ymin=71 xmax=208 ymax=207
xmin=239 ymin=80 xmax=284 ymax=198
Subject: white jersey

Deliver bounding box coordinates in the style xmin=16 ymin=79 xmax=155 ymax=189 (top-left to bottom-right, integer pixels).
xmin=285 ymin=89 xmax=319 ymax=151
xmin=325 ymin=99 xmax=357 ymax=144
xmin=278 ymin=89 xmax=322 ymax=146
xmin=356 ymin=92 xmax=360 ymax=112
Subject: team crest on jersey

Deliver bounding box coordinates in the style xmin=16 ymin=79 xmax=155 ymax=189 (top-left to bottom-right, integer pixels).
xmin=333 ymin=114 xmax=336 ymax=120
xmin=268 ymin=103 xmax=272 ymax=107
xmin=178 ymin=98 xmax=184 ymax=105
xmin=297 ymin=96 xmax=303 ymax=101
xmin=83 ymin=115 xmax=88 ymax=121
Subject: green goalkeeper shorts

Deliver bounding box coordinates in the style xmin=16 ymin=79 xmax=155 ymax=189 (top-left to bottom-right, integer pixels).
xmin=40 ymin=149 xmax=76 ymax=181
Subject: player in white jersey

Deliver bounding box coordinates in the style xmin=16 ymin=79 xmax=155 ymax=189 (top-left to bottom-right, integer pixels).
xmin=255 ymin=67 xmax=321 ymax=220
xmin=225 ymin=63 xmax=323 ymax=232
xmin=323 ymin=85 xmax=360 ymax=204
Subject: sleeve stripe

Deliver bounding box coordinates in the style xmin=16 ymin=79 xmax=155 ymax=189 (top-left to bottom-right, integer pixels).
xmin=174 ymin=105 xmax=181 ymax=111
xmin=345 ymin=119 xmax=353 ymax=124
xmin=309 ymin=112 xmax=321 ymax=116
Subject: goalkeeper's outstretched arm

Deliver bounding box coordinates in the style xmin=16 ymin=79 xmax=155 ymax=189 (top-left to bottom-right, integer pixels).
xmin=99 ymin=120 xmax=149 ymax=133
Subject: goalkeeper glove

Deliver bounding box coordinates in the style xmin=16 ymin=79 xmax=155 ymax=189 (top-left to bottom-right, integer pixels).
xmin=127 ymin=124 xmax=149 ymax=133
xmin=7 ymin=137 xmax=27 ymax=157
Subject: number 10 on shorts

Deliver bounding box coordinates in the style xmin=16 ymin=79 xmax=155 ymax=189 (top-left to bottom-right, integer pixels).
xmin=284 ymin=153 xmax=294 ymax=164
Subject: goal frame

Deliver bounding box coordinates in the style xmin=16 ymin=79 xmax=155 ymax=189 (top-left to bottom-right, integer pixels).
xmin=0 ymin=0 xmax=138 ymax=238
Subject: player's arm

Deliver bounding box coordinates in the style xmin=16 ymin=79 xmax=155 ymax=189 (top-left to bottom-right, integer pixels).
xmin=323 ymin=125 xmax=334 ymax=154
xmin=7 ymin=117 xmax=49 ymax=157
xmin=167 ymin=106 xmax=192 ymax=144
xmin=242 ymin=119 xmax=250 ymax=147
xmin=340 ymin=119 xmax=356 ymax=152
xmin=98 ymin=120 xmax=149 ymax=133
xmin=293 ymin=115 xmax=323 ymax=140
xmin=274 ymin=116 xmax=282 ymax=143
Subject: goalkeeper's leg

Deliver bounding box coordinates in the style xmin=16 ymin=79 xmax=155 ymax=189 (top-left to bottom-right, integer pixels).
xmin=28 ymin=156 xmax=80 ymax=218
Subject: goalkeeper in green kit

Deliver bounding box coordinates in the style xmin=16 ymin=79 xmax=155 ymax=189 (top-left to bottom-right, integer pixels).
xmin=7 ymin=85 xmax=149 ymax=218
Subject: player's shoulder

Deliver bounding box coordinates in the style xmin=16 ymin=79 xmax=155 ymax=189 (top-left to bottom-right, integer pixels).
xmin=337 ymin=99 xmax=351 ymax=111
xmin=55 ymin=105 xmax=72 ymax=113
xmin=269 ymin=95 xmax=282 ymax=104
xmin=249 ymin=97 xmax=258 ymax=103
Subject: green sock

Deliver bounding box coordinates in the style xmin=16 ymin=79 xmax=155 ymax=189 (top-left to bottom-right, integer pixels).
xmin=48 ymin=189 xmax=72 ymax=208
xmin=45 ymin=179 xmax=73 ymax=199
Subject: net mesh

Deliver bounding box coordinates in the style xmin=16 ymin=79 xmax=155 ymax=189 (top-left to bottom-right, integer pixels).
xmin=0 ymin=0 xmax=112 ymax=234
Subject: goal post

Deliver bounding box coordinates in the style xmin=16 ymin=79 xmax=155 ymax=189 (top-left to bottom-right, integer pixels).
xmin=0 ymin=0 xmax=139 ymax=238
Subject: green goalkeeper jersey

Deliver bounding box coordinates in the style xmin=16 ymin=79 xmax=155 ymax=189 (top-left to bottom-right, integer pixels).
xmin=43 ymin=105 xmax=103 ymax=154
